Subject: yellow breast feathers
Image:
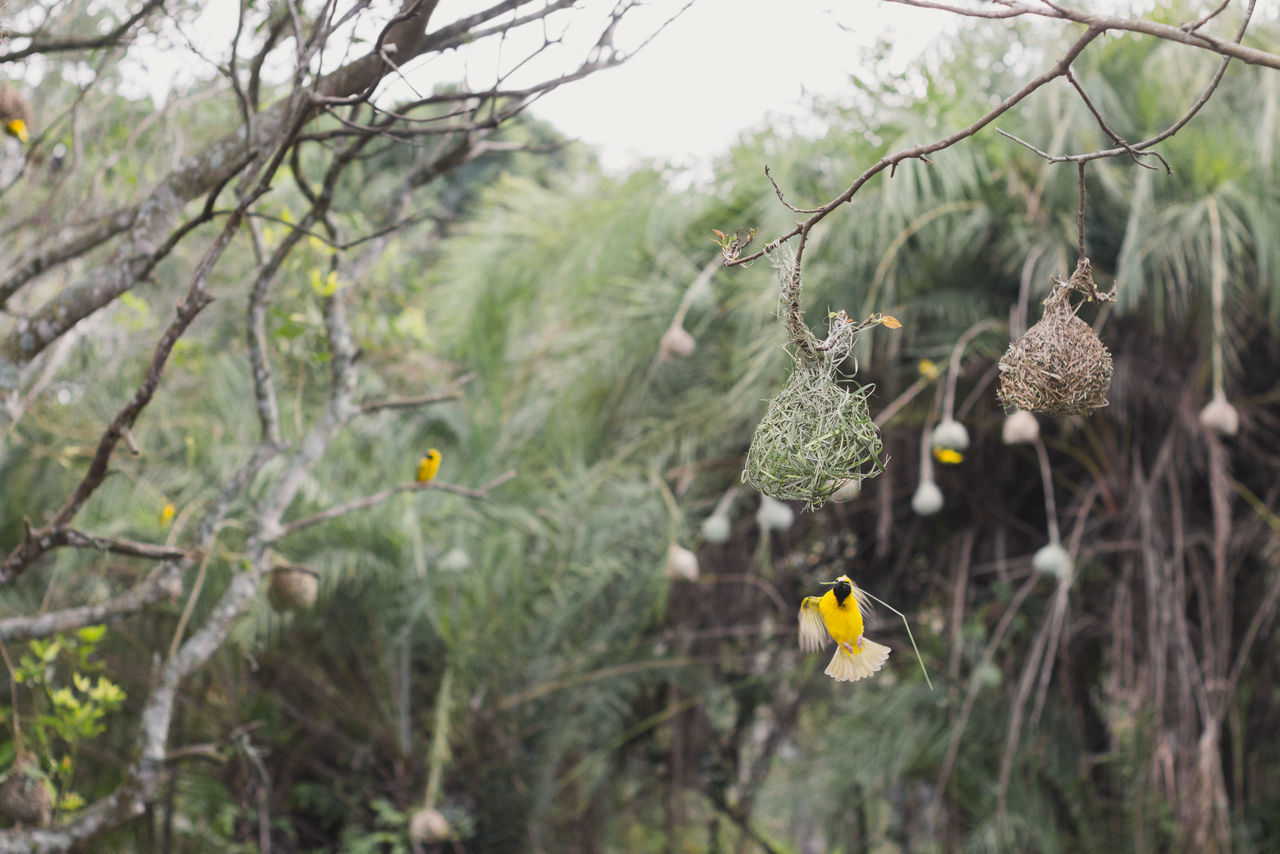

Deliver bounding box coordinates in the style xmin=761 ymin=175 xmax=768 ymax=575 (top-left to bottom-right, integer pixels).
xmin=798 ymin=575 xmax=891 ymax=683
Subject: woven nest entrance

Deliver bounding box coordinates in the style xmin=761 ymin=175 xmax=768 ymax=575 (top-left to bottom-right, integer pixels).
xmin=998 ymin=259 xmax=1114 ymax=416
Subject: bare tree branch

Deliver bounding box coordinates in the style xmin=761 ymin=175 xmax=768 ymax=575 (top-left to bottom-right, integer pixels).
xmin=0 ymin=209 xmax=139 ymax=310
xmin=0 ymin=0 xmax=165 ymax=64
xmin=727 ymin=26 xmax=1103 ymax=267
xmin=55 ymin=529 xmax=189 ymax=562
xmin=280 ymin=469 xmax=518 ymax=537
xmin=1064 ymin=69 xmax=1169 ymax=173
xmin=0 ymin=564 xmax=183 ymax=643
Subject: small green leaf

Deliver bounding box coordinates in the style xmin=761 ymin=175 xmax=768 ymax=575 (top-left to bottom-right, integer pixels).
xmin=76 ymin=625 xmax=106 ymax=645
xmin=59 ymin=791 xmax=85 ymax=812
xmin=309 ymin=268 xmax=340 ymax=296
xmin=50 ymin=688 xmax=78 ymax=710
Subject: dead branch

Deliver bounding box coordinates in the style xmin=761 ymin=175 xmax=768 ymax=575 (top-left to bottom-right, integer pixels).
xmin=280 ymin=470 xmax=518 ymax=537
xmin=0 ymin=0 xmax=165 ymax=64
xmin=0 ymin=564 xmax=183 ymax=643
xmin=726 ymin=27 xmax=1103 ymax=267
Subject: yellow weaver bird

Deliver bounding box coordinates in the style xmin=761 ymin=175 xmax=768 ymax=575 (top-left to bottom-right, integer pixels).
xmin=798 ymin=574 xmax=891 ymax=682
xmin=932 ymin=446 xmax=964 ymax=465
xmin=0 ymin=86 xmax=31 ymax=144
xmin=416 ymin=448 xmax=441 ymax=483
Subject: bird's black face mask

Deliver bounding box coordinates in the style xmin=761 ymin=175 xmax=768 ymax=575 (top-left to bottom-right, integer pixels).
xmin=833 ymin=579 xmax=852 ymax=604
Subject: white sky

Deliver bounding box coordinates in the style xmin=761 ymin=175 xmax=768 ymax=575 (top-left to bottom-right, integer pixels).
xmin=85 ymin=0 xmax=950 ymax=172
xmin=432 ymin=0 xmax=951 ymax=171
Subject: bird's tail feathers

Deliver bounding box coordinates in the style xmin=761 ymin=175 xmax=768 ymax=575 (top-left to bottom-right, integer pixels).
xmin=825 ymin=638 xmax=891 ymax=682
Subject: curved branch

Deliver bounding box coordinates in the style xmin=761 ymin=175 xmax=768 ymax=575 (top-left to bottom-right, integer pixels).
xmin=727 ymin=27 xmax=1104 ymax=267
xmin=280 ymin=470 xmax=518 ymax=537
xmin=0 ymin=564 xmax=182 ymax=643
xmin=0 ymin=208 xmax=139 ymax=309
xmin=889 ymin=0 xmax=1278 ymax=68
xmin=0 ymin=0 xmax=165 ymax=64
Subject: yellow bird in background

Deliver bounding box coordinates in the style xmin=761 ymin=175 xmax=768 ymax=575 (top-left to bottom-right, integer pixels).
xmin=0 ymin=86 xmax=31 ymax=144
xmin=932 ymin=446 xmax=964 ymax=465
xmin=798 ymin=574 xmax=891 ymax=682
xmin=416 ymin=448 xmax=441 ymax=483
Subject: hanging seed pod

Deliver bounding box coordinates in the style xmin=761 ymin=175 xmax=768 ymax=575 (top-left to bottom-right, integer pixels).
xmin=701 ymin=487 xmax=738 ymax=543
xmin=268 ymin=566 xmax=319 ymax=611
xmin=755 ymin=495 xmax=795 ymax=531
xmin=974 ymin=661 xmax=1002 ymax=689
xmin=701 ymin=512 xmax=731 ymax=543
xmin=998 ymin=265 xmax=1113 ymax=416
xmin=409 ymin=806 xmax=452 ymax=842
xmin=931 ymin=418 xmax=970 ymax=452
xmin=1032 ymin=543 xmax=1072 ymax=579
xmin=1199 ymin=391 xmax=1239 ymax=437
xmin=665 ymin=543 xmax=699 ymax=581
xmin=913 ymin=424 xmax=943 ymax=516
xmin=438 ymin=547 xmax=472 ymax=572
xmin=0 ymin=753 xmax=52 ymax=827
xmin=1002 ymin=409 xmax=1040 ymax=445
xmin=830 ymin=479 xmax=862 ymax=503
xmin=912 ymin=481 xmax=943 ymax=516
xmin=658 ymin=322 xmax=696 ymax=360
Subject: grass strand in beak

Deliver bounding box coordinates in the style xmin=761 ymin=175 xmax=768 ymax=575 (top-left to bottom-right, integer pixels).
xmin=860 ymin=590 xmax=933 ymax=691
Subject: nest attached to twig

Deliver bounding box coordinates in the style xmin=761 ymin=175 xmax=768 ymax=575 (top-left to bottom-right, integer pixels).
xmin=743 ymin=247 xmax=887 ymax=508
xmin=744 ymin=355 xmax=884 ymax=508
xmin=998 ymin=261 xmax=1114 ymax=416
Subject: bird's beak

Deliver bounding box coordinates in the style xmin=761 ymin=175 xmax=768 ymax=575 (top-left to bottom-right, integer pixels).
xmin=6 ymin=120 xmax=28 ymax=144
xmin=818 ymin=580 xmax=836 ymax=586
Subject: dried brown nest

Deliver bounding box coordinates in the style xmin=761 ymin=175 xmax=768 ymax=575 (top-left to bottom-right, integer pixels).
xmin=268 ymin=566 xmax=319 ymax=611
xmin=998 ymin=259 xmax=1114 ymax=416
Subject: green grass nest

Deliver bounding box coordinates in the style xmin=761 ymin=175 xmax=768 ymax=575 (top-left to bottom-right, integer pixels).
xmin=744 ymin=356 xmax=885 ymax=508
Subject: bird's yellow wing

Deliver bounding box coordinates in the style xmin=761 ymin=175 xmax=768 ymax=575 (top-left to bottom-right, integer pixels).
xmin=798 ymin=596 xmax=832 ymax=652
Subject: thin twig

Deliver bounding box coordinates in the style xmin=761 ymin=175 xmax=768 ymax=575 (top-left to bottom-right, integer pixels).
xmin=0 ymin=0 xmax=165 ymax=63
xmin=1033 ymin=436 xmax=1061 ymax=546
xmin=0 ymin=563 xmax=183 ymax=642
xmin=280 ymin=470 xmax=518 ymax=537
xmin=358 ymin=381 xmax=471 ymax=415
xmin=1077 ymin=161 xmax=1087 ymax=260
xmin=764 ymin=165 xmax=822 ymax=214
xmin=1065 ymin=69 xmax=1169 ymax=172
xmin=58 ymin=529 xmax=189 ymax=561
xmin=1182 ymin=0 xmax=1233 ymax=33
xmin=873 ymin=376 xmax=929 ymax=428
xmin=942 ymin=318 xmax=1004 ymax=420
xmin=727 ymin=27 xmax=1104 ymax=267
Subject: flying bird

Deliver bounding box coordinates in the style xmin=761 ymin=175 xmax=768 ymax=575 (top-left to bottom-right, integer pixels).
xmin=798 ymin=574 xmax=891 ymax=682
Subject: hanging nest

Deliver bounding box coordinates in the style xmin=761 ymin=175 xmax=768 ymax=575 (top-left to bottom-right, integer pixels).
xmin=744 ymin=354 xmax=884 ymax=508
xmin=742 ymin=249 xmax=891 ymax=509
xmin=998 ymin=259 xmax=1114 ymax=416
xmin=0 ymin=753 xmax=52 ymax=827
xmin=268 ymin=565 xmax=319 ymax=611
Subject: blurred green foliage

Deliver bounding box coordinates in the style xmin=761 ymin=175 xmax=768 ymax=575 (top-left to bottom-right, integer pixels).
xmin=2 ymin=4 xmax=1280 ymax=853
